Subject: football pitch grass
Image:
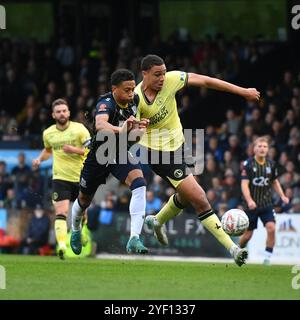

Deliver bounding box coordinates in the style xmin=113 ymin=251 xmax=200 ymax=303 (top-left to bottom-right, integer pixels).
xmin=0 ymin=255 xmax=299 ymax=300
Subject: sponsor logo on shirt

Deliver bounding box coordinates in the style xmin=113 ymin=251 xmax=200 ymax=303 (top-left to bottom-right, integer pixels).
xmin=98 ymin=104 xmax=107 ymax=112
xmin=149 ymin=105 xmax=169 ymax=125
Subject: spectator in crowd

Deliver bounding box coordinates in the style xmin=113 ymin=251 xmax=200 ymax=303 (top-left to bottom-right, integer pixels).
xmin=11 ymin=152 xmax=32 ymax=206
xmin=149 ymin=175 xmax=167 ymax=201
xmin=222 ymin=169 xmax=241 ymax=209
xmin=204 ymin=125 xmax=217 ymax=149
xmin=268 ymin=146 xmax=278 ymax=162
xmin=271 ymin=120 xmax=287 ymax=152
xmin=3 ymin=188 xmax=18 ymax=209
xmin=201 ymin=157 xmax=223 ymax=191
xmin=0 ymin=161 xmax=12 ymax=204
xmin=277 ymin=151 xmax=290 ymax=176
xmin=279 ymin=161 xmax=300 ymax=189
xmin=289 ymin=197 xmax=300 ymax=213
xmin=287 ymin=134 xmax=300 ymax=163
xmin=241 ymin=124 xmax=254 ymax=151
xmin=115 ymin=191 xmax=130 ymax=212
xmin=218 ymin=122 xmax=230 ymax=150
xmin=207 ymin=137 xmax=223 ymax=163
xmin=247 ymin=108 xmax=265 ymax=135
xmin=222 ymin=150 xmax=240 ymax=177
xmin=0 ymin=110 xmax=18 ymax=139
xmin=264 ymin=112 xmax=275 ymax=135
xmin=206 ymin=189 xmax=219 ymax=212
xmin=226 ymin=109 xmax=241 ymax=135
xmin=20 ymin=204 xmax=50 ymax=255
xmin=99 ymin=192 xmax=116 ymax=225
xmin=56 ymin=38 xmax=75 ymax=70
xmin=146 ymin=190 xmax=162 ymax=215
xmin=228 ymin=134 xmax=243 ymax=162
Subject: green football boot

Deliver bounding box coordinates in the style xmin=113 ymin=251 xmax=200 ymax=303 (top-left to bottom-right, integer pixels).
xmin=126 ymin=236 xmax=148 ymax=254
xmin=70 ymin=230 xmax=82 ymax=255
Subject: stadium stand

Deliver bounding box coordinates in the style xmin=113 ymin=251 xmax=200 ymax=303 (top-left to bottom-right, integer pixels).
xmin=1 ymin=12 xmax=300 ymax=255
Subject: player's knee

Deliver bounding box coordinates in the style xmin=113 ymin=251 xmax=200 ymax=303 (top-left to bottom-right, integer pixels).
xmin=173 ymin=193 xmax=187 ymax=209
xmin=130 ymin=177 xmax=146 ymax=190
xmin=266 ymin=223 xmax=276 ymax=234
xmin=54 ymin=205 xmax=68 ymax=216
xmin=55 ymin=213 xmax=67 ymax=220
xmin=192 ymin=190 xmax=210 ymax=212
xmin=78 ymin=193 xmax=92 ymax=209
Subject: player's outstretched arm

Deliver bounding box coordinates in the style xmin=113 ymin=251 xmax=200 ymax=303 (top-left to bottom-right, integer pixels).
xmin=187 ymin=73 xmax=260 ymax=101
xmin=272 ymin=179 xmax=289 ymax=204
xmin=32 ymin=148 xmax=52 ymax=170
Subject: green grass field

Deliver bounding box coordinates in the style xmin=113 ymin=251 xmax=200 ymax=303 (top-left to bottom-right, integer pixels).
xmin=0 ymin=255 xmax=299 ymax=300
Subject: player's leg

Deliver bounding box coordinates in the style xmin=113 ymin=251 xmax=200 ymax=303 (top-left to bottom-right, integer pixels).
xmin=70 ymin=191 xmax=94 ymax=255
xmin=156 ymin=193 xmax=185 ymax=226
xmin=145 ymin=192 xmax=184 ymax=245
xmin=52 ymin=180 xmax=73 ymax=259
xmin=144 ymin=155 xmax=188 ymax=245
xmin=71 ymin=191 xmax=93 ymax=233
xmin=125 ymin=168 xmax=148 ymax=253
xmin=53 ymin=200 xmax=69 ymax=259
xmin=176 ymin=175 xmax=248 ymax=266
xmin=111 ymin=158 xmax=148 ymax=254
xmin=261 ymin=207 xmax=276 ymax=265
xmin=263 ymin=222 xmax=276 ymax=265
xmin=70 ymin=183 xmax=89 ymax=247
xmin=145 ymin=148 xmax=247 ymax=265
xmin=238 ymin=230 xmax=254 ymax=248
xmin=239 ymin=209 xmax=257 ymax=248
xmin=147 ymin=154 xmax=240 ymax=257
xmin=70 ymin=156 xmax=107 ymax=255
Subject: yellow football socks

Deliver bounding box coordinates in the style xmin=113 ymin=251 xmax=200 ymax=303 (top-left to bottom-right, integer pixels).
xmin=199 ymin=210 xmax=234 ymax=251
xmin=156 ymin=194 xmax=183 ymax=225
xmin=55 ymin=215 xmax=67 ymax=247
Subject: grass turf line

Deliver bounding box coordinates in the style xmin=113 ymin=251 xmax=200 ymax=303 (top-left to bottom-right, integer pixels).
xmin=0 ymin=255 xmax=298 ymax=300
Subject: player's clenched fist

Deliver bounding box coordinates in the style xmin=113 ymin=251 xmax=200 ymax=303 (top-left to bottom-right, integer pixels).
xmin=138 ymin=118 xmax=150 ymax=129
xmin=243 ymin=88 xmax=260 ymax=101
xmin=32 ymin=158 xmax=41 ymax=170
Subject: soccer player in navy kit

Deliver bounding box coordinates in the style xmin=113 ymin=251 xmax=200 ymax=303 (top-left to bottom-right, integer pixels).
xmin=70 ymin=69 xmax=150 ymax=255
xmin=239 ymin=136 xmax=289 ymax=265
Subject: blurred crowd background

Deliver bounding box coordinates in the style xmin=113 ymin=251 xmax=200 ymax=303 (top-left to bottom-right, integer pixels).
xmin=0 ymin=0 xmax=300 ymax=254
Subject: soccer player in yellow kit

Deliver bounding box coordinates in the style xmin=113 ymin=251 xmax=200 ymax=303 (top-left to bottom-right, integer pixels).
xmin=136 ymin=55 xmax=260 ymax=266
xmin=32 ymin=99 xmax=91 ymax=259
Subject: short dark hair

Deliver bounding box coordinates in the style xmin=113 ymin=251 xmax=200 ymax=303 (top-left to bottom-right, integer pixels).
xmin=52 ymin=98 xmax=68 ymax=111
xmin=141 ymin=54 xmax=165 ymax=71
xmin=111 ymin=69 xmax=135 ymax=86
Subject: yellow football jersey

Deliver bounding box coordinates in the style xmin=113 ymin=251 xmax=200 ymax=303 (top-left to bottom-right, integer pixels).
xmin=43 ymin=121 xmax=90 ymax=182
xmin=135 ymin=70 xmax=187 ymax=151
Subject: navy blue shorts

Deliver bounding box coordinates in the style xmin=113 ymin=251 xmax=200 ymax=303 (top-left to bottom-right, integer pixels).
xmin=79 ymin=151 xmax=142 ymax=196
xmin=246 ymin=206 xmax=276 ymax=231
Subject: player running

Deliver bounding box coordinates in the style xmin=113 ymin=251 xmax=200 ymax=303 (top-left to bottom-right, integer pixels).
xmin=32 ymin=99 xmax=91 ymax=259
xmin=70 ymin=69 xmax=149 ymax=255
xmin=135 ymin=54 xmax=260 ymax=266
xmin=239 ymin=136 xmax=289 ymax=265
